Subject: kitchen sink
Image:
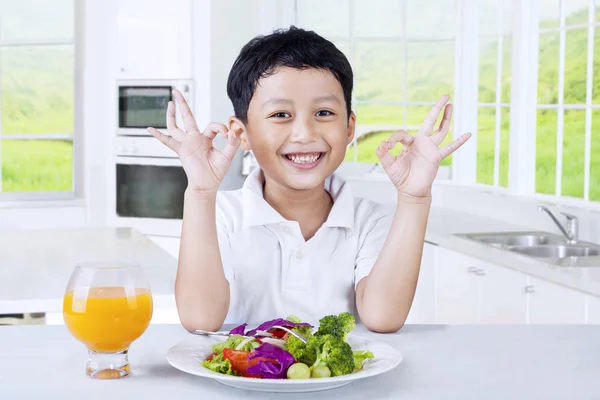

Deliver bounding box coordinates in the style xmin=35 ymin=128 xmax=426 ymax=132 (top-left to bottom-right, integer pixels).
xmin=462 ymin=232 xmax=564 ymax=247
xmin=456 ymin=231 xmax=600 ymax=267
xmin=508 ymin=244 xmax=600 ymax=259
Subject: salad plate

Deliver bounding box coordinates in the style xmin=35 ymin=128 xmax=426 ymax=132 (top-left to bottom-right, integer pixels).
xmin=166 ymin=314 xmax=403 ymax=393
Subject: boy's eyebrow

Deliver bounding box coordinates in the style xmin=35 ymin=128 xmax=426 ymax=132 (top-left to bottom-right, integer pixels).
xmin=313 ymin=94 xmax=341 ymax=104
xmin=262 ymin=95 xmax=341 ymax=108
xmin=262 ymin=98 xmax=294 ymax=108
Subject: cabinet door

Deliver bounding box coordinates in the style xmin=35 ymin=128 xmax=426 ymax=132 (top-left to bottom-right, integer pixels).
xmin=528 ymin=277 xmax=586 ymax=324
xmin=405 ymin=242 xmax=437 ymax=324
xmin=478 ymin=263 xmax=528 ymax=324
xmin=436 ymin=248 xmax=478 ymax=324
xmin=117 ymin=0 xmax=192 ymax=79
xmin=586 ymin=295 xmax=600 ymax=324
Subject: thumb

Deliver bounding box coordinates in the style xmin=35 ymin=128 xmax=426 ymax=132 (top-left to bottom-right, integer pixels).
xmin=220 ymin=130 xmax=241 ymax=161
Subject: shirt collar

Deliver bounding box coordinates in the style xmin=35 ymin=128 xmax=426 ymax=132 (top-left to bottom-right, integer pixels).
xmin=241 ymin=167 xmax=355 ymax=230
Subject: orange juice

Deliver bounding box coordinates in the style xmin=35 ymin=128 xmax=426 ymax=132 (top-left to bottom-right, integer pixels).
xmin=63 ymin=287 xmax=153 ymax=353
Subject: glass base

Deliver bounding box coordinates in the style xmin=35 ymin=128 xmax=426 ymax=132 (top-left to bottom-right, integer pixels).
xmin=86 ymin=349 xmax=130 ymax=379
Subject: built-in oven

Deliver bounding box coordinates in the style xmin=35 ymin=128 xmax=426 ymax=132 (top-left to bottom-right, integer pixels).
xmin=117 ymin=79 xmax=193 ymax=136
xmin=112 ymin=136 xmax=185 ymax=237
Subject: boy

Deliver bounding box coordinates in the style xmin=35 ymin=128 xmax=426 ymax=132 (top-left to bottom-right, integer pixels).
xmin=148 ymin=26 xmax=470 ymax=333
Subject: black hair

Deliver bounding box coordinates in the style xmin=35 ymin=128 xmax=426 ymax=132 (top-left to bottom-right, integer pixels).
xmin=226 ymin=25 xmax=353 ymax=124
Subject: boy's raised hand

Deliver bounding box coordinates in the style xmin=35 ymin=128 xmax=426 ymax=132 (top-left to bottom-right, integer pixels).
xmin=376 ymin=95 xmax=471 ymax=199
xmin=147 ymin=90 xmax=240 ymax=193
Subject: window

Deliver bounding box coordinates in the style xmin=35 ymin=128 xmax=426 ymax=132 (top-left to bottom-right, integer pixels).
xmin=535 ymin=0 xmax=599 ymax=201
xmin=294 ymin=0 xmax=457 ymax=168
xmin=476 ymin=0 xmax=513 ymax=187
xmin=0 ymin=0 xmax=76 ymax=200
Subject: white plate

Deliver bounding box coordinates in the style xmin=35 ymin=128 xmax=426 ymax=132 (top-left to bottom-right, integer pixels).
xmin=166 ymin=334 xmax=403 ymax=393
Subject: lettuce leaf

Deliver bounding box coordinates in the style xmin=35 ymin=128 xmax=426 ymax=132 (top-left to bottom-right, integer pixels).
xmin=353 ymin=350 xmax=374 ymax=371
xmin=211 ymin=334 xmax=247 ymax=354
xmin=201 ymin=353 xmax=239 ymax=376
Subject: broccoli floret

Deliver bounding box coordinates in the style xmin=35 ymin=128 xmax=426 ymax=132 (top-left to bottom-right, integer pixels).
xmin=315 ymin=312 xmax=356 ymax=341
xmin=285 ymin=327 xmax=315 ymax=365
xmin=306 ymin=334 xmax=354 ymax=377
xmin=353 ymin=350 xmax=374 ymax=371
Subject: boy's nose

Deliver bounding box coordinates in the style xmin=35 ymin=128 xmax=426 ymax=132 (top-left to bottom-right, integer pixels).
xmin=289 ymin=118 xmax=318 ymax=143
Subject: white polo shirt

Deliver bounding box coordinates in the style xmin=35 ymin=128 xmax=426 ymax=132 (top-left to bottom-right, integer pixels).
xmin=216 ymin=167 xmax=393 ymax=325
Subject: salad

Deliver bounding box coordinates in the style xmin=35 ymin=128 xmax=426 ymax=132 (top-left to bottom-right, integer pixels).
xmin=201 ymin=312 xmax=374 ymax=379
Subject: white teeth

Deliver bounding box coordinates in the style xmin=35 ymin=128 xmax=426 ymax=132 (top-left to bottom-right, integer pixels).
xmin=288 ymin=154 xmax=320 ymax=164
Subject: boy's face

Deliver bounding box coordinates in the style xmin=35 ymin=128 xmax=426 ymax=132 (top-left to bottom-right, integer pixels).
xmin=234 ymin=66 xmax=355 ymax=191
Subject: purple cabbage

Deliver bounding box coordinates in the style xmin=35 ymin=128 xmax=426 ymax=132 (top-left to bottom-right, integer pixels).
xmin=228 ymin=323 xmax=247 ymax=335
xmin=246 ymin=343 xmax=296 ymax=379
xmin=246 ymin=318 xmax=313 ymax=337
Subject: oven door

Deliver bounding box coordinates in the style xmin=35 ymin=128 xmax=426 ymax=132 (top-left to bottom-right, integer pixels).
xmin=114 ymin=157 xmax=185 ymax=236
xmin=118 ymin=85 xmax=172 ymax=135
xmin=117 ymin=80 xmax=193 ymax=136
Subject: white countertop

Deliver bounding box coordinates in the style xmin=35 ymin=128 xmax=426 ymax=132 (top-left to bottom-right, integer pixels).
xmin=425 ymin=207 xmax=600 ymax=297
xmin=1 ymin=323 xmax=599 ymax=399
xmin=0 ymin=227 xmax=177 ymax=314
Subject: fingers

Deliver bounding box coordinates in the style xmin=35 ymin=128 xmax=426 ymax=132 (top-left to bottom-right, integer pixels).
xmin=431 ymin=104 xmax=453 ymax=145
xmin=220 ymin=130 xmax=241 ymax=161
xmin=147 ymin=127 xmax=181 ymax=153
xmin=165 ymin=101 xmax=185 ymax=141
xmin=439 ymin=132 xmax=472 ymax=159
xmin=376 ymin=141 xmax=395 ymax=171
xmin=387 ymin=130 xmax=414 ymax=147
xmin=418 ymin=95 xmax=450 ymax=136
xmin=376 ymin=130 xmax=414 ymax=170
xmin=172 ymin=89 xmax=199 ymax=132
xmin=202 ymin=122 xmax=229 ymax=140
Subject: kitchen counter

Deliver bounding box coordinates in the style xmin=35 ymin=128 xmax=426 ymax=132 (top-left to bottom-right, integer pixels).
xmin=0 ymin=227 xmax=177 ymax=315
xmin=1 ymin=323 xmax=599 ymax=399
xmin=426 ymin=207 xmax=600 ymax=297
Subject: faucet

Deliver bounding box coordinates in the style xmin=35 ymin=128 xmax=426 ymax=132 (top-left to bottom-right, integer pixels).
xmin=537 ymin=205 xmax=579 ymax=244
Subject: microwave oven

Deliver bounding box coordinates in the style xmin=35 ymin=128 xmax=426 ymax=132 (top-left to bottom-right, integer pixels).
xmin=117 ymin=79 xmax=193 ymax=136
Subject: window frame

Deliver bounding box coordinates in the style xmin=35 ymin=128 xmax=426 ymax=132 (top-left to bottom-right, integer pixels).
xmin=258 ymin=0 xmax=600 ymax=208
xmin=0 ymin=0 xmax=81 ymax=202
xmin=290 ymin=0 xmax=458 ymax=176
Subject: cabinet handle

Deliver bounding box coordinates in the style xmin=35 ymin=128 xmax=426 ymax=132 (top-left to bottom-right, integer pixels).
xmin=468 ymin=266 xmax=478 ymax=273
xmin=524 ymin=285 xmax=535 ymax=293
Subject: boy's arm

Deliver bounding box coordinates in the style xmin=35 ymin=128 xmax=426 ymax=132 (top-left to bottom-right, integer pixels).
xmin=175 ymin=190 xmax=230 ymax=332
xmin=146 ymin=89 xmax=240 ymax=332
xmin=355 ymin=96 xmax=470 ymax=333
xmin=355 ymin=195 xmax=430 ymax=333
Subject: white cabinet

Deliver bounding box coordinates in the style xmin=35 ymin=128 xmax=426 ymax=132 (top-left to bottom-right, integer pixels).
xmin=436 ymin=248 xmax=528 ymax=324
xmin=117 ymin=0 xmax=192 ymax=79
xmin=146 ymin=235 xmax=180 ymax=259
xmin=528 ymin=277 xmax=586 ymax=324
xmin=436 ymin=248 xmax=479 ymax=324
xmin=478 ymin=263 xmax=528 ymax=324
xmin=405 ymin=242 xmax=437 ymax=324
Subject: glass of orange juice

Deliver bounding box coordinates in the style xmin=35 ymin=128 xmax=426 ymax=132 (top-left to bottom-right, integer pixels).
xmin=63 ymin=262 xmax=153 ymax=379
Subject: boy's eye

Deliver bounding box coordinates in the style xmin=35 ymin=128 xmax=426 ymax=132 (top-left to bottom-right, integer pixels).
xmin=271 ymin=112 xmax=291 ymax=118
xmin=316 ymin=110 xmax=334 ymax=117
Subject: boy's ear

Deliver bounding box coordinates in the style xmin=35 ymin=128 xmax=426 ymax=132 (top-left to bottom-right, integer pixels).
xmin=228 ymin=116 xmax=251 ymax=151
xmin=346 ymin=111 xmax=356 ymax=145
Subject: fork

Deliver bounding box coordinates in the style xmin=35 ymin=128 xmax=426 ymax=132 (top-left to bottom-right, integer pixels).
xmin=191 ymin=325 xmax=308 ymax=344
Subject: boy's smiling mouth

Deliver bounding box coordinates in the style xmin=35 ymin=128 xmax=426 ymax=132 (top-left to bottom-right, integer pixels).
xmin=282 ymin=152 xmax=325 ymax=169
